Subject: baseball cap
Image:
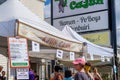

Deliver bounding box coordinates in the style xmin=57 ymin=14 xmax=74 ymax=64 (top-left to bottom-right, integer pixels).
xmin=72 ymin=58 xmax=85 ymax=65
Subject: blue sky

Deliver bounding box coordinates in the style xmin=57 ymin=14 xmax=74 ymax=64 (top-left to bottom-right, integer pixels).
xmin=44 ymin=0 xmax=51 ymax=18
xmin=45 ymin=0 xmax=51 ymax=5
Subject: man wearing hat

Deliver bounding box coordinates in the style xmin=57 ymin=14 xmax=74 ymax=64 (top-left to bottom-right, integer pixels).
xmin=72 ymin=58 xmax=89 ymax=80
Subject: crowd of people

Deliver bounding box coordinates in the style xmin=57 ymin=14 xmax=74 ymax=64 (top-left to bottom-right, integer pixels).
xmin=0 ymin=58 xmax=102 ymax=80
xmin=50 ymin=58 xmax=103 ymax=80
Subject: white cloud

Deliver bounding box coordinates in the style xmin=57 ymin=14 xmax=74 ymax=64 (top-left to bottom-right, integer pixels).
xmin=44 ymin=3 xmax=51 ymax=18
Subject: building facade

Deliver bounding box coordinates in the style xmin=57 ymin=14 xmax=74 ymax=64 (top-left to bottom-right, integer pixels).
xmin=20 ymin=0 xmax=45 ymax=20
xmin=0 ymin=0 xmax=46 ymax=80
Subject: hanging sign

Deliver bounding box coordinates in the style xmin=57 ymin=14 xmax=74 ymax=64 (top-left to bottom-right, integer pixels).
xmin=17 ymin=21 xmax=83 ymax=53
xmin=8 ymin=37 xmax=30 ymax=68
xmin=32 ymin=41 xmax=40 ymax=52
xmin=17 ymin=68 xmax=29 ymax=79
xmin=56 ymin=49 xmax=63 ymax=59
xmin=106 ymin=57 xmax=110 ymax=62
xmin=90 ymin=54 xmax=94 ymax=60
xmin=101 ymin=56 xmax=105 ymax=62
xmin=70 ymin=52 xmax=75 ymax=60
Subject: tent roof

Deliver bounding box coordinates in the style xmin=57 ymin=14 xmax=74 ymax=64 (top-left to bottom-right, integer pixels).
xmin=0 ymin=0 xmax=40 ymax=36
xmin=0 ymin=0 xmax=40 ymax=22
xmin=0 ymin=0 xmax=82 ymax=53
xmin=0 ymin=0 xmax=81 ymax=43
xmin=62 ymin=25 xmax=113 ymax=59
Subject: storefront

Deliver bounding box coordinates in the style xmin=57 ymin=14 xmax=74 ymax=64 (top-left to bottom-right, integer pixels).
xmin=0 ymin=0 xmax=83 ymax=80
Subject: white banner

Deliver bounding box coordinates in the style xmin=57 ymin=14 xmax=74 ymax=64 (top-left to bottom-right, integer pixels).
xmin=8 ymin=37 xmax=29 ymax=68
xmin=70 ymin=52 xmax=75 ymax=60
xmin=32 ymin=41 xmax=40 ymax=52
xmin=53 ymin=0 xmax=108 ymax=18
xmin=53 ymin=11 xmax=108 ymax=32
xmin=17 ymin=22 xmax=82 ymax=52
xmin=17 ymin=68 xmax=29 ymax=79
xmin=56 ymin=49 xmax=63 ymax=59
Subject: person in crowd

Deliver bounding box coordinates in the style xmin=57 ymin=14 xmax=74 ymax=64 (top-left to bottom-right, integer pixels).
xmin=54 ymin=65 xmax=63 ymax=80
xmin=71 ymin=73 xmax=75 ymax=79
xmin=93 ymin=67 xmax=103 ymax=80
xmin=64 ymin=70 xmax=74 ymax=80
xmin=72 ymin=58 xmax=89 ymax=80
xmin=29 ymin=68 xmax=35 ymax=80
xmin=34 ymin=70 xmax=39 ymax=80
xmin=0 ymin=66 xmax=3 ymax=80
xmin=85 ymin=62 xmax=94 ymax=80
xmin=50 ymin=72 xmax=55 ymax=80
xmin=0 ymin=71 xmax=6 ymax=80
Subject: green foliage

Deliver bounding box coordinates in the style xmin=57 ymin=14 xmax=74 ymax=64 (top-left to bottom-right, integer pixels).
xmin=101 ymin=73 xmax=110 ymax=80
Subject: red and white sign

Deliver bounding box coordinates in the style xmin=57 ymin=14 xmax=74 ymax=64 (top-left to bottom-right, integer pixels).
xmin=8 ymin=37 xmax=30 ymax=68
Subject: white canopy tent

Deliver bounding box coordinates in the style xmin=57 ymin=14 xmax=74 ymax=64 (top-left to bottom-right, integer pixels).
xmin=62 ymin=25 xmax=113 ymax=60
xmin=0 ymin=0 xmax=83 ymax=57
xmin=0 ymin=0 xmax=113 ymax=61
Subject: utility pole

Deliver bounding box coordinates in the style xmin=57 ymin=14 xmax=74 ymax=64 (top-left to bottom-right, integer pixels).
xmin=51 ymin=0 xmax=53 ymax=25
xmin=50 ymin=0 xmax=55 ymax=73
xmin=109 ymin=0 xmax=118 ymax=80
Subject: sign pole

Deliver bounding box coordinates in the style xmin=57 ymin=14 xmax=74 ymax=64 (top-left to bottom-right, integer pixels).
xmin=51 ymin=0 xmax=53 ymax=25
xmin=109 ymin=0 xmax=118 ymax=80
xmin=51 ymin=0 xmax=55 ymax=73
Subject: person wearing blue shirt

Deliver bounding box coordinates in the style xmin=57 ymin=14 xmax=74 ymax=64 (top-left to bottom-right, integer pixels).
xmin=64 ymin=70 xmax=74 ymax=80
xmin=29 ymin=68 xmax=35 ymax=80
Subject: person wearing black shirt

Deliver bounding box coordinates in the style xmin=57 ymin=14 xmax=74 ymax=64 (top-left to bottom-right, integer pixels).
xmin=34 ymin=71 xmax=39 ymax=80
xmin=0 ymin=71 xmax=6 ymax=80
